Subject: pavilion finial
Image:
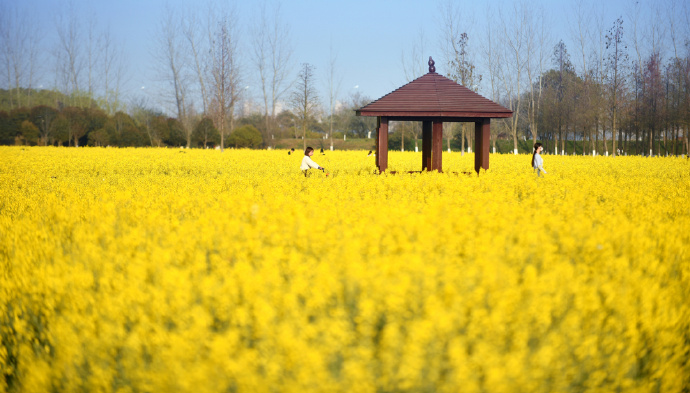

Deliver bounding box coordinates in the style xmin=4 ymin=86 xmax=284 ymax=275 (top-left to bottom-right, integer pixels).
xmin=428 ymin=56 xmax=436 ymax=73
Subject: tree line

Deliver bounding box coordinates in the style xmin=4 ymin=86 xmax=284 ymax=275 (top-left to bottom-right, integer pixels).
xmin=0 ymin=95 xmax=257 ymax=148
xmin=1 ymin=1 xmax=688 ymax=155
xmin=0 ymin=87 xmax=376 ymax=148
xmin=476 ymin=1 xmax=690 ymax=157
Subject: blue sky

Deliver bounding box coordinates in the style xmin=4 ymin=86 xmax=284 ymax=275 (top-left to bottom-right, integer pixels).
xmin=7 ymin=0 xmax=672 ymax=113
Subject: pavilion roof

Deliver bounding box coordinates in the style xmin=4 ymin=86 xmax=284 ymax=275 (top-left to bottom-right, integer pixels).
xmin=356 ymin=71 xmax=513 ymax=119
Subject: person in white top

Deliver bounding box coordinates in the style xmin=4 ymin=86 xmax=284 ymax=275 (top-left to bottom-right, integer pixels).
xmin=532 ymin=142 xmax=547 ymax=177
xmin=300 ymin=146 xmax=324 ymax=176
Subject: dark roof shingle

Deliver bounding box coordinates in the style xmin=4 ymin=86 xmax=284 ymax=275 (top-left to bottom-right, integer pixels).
xmin=356 ymin=72 xmax=512 ymax=118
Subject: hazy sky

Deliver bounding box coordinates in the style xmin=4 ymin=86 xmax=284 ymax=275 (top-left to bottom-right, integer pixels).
xmin=6 ymin=0 xmax=674 ymax=113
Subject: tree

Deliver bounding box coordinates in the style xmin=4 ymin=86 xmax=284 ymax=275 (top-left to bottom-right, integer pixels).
xmin=55 ymin=3 xmax=88 ymax=107
xmin=324 ymin=45 xmax=341 ymax=151
xmin=98 ymin=28 xmax=127 ymax=115
xmin=345 ymin=91 xmax=374 ymax=138
xmin=228 ymin=125 xmax=262 ymax=148
xmin=550 ymin=41 xmax=576 ymax=155
xmin=388 ymin=123 xmax=414 ymax=151
xmin=164 ymin=117 xmax=186 ymax=147
xmin=251 ymin=2 xmax=293 ymax=146
xmin=570 ymin=0 xmax=597 ymax=156
xmin=62 ymin=106 xmax=87 ymax=146
xmin=104 ymin=111 xmax=143 ymax=146
xmin=30 ymin=106 xmax=58 ymax=145
xmin=154 ymin=6 xmax=192 ymax=147
xmin=525 ymin=6 xmax=548 ymax=145
xmin=20 ymin=120 xmax=39 ymax=144
xmin=0 ymin=3 xmax=42 ymax=109
xmin=275 ymin=110 xmax=298 ymax=139
xmin=642 ymin=52 xmax=665 ymax=156
xmin=84 ymin=107 xmax=109 ymax=141
xmin=498 ymin=2 xmax=530 ymax=154
xmin=147 ymin=115 xmax=168 ymax=147
xmin=53 ymin=113 xmax=70 ymax=146
xmin=0 ymin=111 xmax=12 ymax=144
xmin=193 ymin=117 xmax=219 ymax=148
xmin=209 ymin=9 xmax=242 ymax=152
xmin=290 ymin=63 xmax=319 ymax=150
xmin=481 ymin=4 xmax=506 ymax=153
xmin=182 ymin=6 xmax=210 ymax=115
xmin=88 ymin=128 xmax=109 ymax=146
xmin=605 ymin=18 xmax=628 ymax=157
xmin=401 ymin=28 xmax=428 ymax=151
xmin=447 ymin=32 xmax=482 ymax=154
xmin=131 ymin=98 xmax=164 ymax=147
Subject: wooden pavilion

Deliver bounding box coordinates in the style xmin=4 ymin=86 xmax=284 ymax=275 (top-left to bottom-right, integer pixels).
xmin=356 ymin=57 xmax=513 ymax=173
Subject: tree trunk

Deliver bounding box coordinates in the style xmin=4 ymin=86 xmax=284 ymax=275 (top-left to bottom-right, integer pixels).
xmin=612 ymin=110 xmax=617 ymax=157
xmin=591 ymin=127 xmax=595 ymax=155
xmin=603 ymin=121 xmax=609 ymax=156
xmin=513 ymin=132 xmax=518 ymax=155
xmin=556 ymin=123 xmax=561 ymax=155
xmin=467 ymin=124 xmax=473 ymax=153
xmin=401 ymin=124 xmax=405 ymax=152
xmin=649 ymin=127 xmax=653 ymax=156
xmin=664 ymin=124 xmax=668 ymax=156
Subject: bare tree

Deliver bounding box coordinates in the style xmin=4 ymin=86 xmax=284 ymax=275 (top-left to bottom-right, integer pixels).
xmin=591 ymin=3 xmax=608 ymax=156
xmin=0 ymin=3 xmax=43 ymax=109
xmin=154 ymin=6 xmax=192 ymax=147
xmin=0 ymin=5 xmax=11 ymax=106
xmin=131 ymin=97 xmax=162 ymax=147
xmin=400 ymin=29 xmax=428 ymax=151
xmin=570 ymin=0 xmax=599 ymax=156
xmin=182 ymin=7 xmax=210 ymax=114
xmin=32 ymin=106 xmax=58 ymax=145
xmin=99 ymin=28 xmax=127 ymax=114
xmin=251 ymin=2 xmax=293 ymax=145
xmin=571 ymin=0 xmax=593 ymax=78
xmin=209 ymin=9 xmax=242 ymax=152
xmin=605 ymin=18 xmax=628 ymax=157
xmin=666 ymin=0 xmax=688 ymax=156
xmin=86 ymin=15 xmax=97 ymax=101
xmin=525 ymin=5 xmax=548 ymax=145
xmin=324 ymin=45 xmax=342 ymax=151
xmin=55 ymin=3 xmax=87 ymax=106
xmin=498 ymin=2 xmax=529 ymax=154
xmin=481 ymin=4 xmax=505 ymax=153
xmin=627 ymin=0 xmax=645 ymax=84
xmin=551 ymin=40 xmax=576 ymax=155
xmin=447 ymin=32 xmax=482 ymax=154
xmin=290 ymin=63 xmax=319 ymax=151
xmin=440 ymin=1 xmax=479 ymax=154
xmin=402 ymin=28 xmax=428 ymax=80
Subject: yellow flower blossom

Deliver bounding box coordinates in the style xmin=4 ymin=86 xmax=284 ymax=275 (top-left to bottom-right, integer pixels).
xmin=0 ymin=146 xmax=688 ymax=392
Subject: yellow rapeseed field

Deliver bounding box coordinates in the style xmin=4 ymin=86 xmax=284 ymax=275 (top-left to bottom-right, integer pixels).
xmin=1 ymin=146 xmax=689 ymax=392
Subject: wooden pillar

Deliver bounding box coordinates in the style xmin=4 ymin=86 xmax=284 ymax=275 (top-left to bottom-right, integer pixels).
xmin=375 ymin=117 xmax=380 ymax=168
xmin=475 ymin=118 xmax=490 ymax=173
xmin=432 ymin=119 xmax=443 ymax=172
xmin=377 ymin=116 xmax=389 ymax=172
xmin=422 ymin=121 xmax=432 ymax=170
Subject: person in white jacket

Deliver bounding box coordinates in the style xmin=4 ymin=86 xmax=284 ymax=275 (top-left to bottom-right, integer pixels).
xmin=532 ymin=142 xmax=547 ymax=177
xmin=300 ymin=146 xmax=324 ymax=176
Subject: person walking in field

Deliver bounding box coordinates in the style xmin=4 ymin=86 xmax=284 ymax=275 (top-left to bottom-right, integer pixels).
xmin=532 ymin=142 xmax=547 ymax=177
xmin=301 ymin=146 xmax=325 ymax=176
